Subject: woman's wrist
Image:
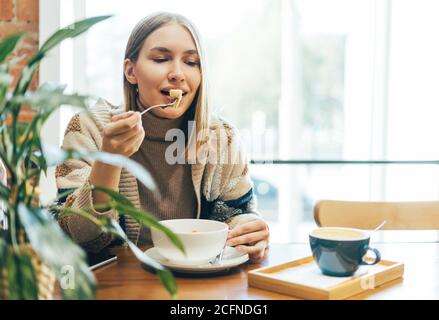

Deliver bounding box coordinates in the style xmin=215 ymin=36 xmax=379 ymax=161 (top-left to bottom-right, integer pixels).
xmin=89 ymin=160 xmax=122 ymax=208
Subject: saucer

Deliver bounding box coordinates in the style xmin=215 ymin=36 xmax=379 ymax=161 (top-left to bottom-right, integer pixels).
xmin=144 ymin=246 xmax=249 ymax=274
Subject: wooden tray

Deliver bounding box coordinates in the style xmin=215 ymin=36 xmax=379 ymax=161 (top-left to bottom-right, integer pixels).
xmin=248 ymin=256 xmax=404 ymax=300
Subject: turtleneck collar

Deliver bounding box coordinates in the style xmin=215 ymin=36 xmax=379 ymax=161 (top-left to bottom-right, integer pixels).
xmin=136 ymin=97 xmax=185 ymax=142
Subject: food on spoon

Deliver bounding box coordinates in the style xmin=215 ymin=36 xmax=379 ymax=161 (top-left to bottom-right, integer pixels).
xmin=169 ymin=89 xmax=183 ymax=109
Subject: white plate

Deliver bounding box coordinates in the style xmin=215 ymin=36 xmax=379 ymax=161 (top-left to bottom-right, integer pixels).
xmin=144 ymin=246 xmax=249 ymax=274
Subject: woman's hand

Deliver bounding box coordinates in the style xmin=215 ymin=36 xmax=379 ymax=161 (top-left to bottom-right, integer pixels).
xmin=102 ymin=111 xmax=145 ymax=157
xmin=226 ymin=218 xmax=269 ymax=261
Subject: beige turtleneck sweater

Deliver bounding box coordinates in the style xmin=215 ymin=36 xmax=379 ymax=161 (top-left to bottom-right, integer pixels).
xmin=130 ymin=106 xmax=197 ymax=244
xmin=56 ymin=99 xmax=261 ymax=252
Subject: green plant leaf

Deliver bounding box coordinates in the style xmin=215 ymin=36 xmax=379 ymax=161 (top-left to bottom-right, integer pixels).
xmin=13 ymin=82 xmax=90 ymax=113
xmin=54 ymin=188 xmax=75 ymax=203
xmin=41 ymin=144 xmax=157 ymax=192
xmin=29 ymin=16 xmax=112 ymax=67
xmin=0 ymin=181 xmax=9 ymax=202
xmin=13 ymin=83 xmax=91 ymax=168
xmin=11 ymin=15 xmax=111 ymax=104
xmin=58 ymin=206 xmax=179 ymax=298
xmin=105 ymin=219 xmax=178 ymax=298
xmin=157 ymin=270 xmax=178 ymax=300
xmin=32 ymin=137 xmax=48 ymax=174
xmin=58 ymin=206 xmax=103 ymax=227
xmin=0 ymin=69 xmax=13 ymax=88
xmin=0 ymin=237 xmax=6 ymax=255
xmin=0 ymin=238 xmax=8 ymax=276
xmin=17 ymin=204 xmax=96 ymax=299
xmin=0 ymin=79 xmax=10 ymax=113
xmin=90 ymin=185 xmax=134 ymax=208
xmin=87 ymin=185 xmax=185 ymax=253
xmin=127 ymin=240 xmax=178 ymax=299
xmin=0 ymin=121 xmax=13 ymax=166
xmin=12 ymin=63 xmax=38 ymax=97
xmin=0 ymin=33 xmax=24 ymax=64
xmin=113 ymin=202 xmax=185 ymax=255
xmin=0 ymin=49 xmax=26 ymax=109
xmin=0 ymin=53 xmax=26 ymax=73
xmin=55 ymin=196 xmax=181 ymax=298
xmin=1 ymin=239 xmax=39 ymax=300
xmin=6 ymin=250 xmax=39 ymax=299
xmin=15 ymin=114 xmax=41 ymax=164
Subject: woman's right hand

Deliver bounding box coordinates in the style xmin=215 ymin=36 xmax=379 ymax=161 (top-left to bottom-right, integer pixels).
xmin=101 ymin=111 xmax=145 ymax=157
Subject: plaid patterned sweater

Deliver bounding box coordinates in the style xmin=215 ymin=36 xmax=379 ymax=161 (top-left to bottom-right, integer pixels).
xmin=56 ymin=99 xmax=260 ymax=252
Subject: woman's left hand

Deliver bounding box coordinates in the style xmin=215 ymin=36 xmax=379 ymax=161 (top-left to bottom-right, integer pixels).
xmin=226 ymin=219 xmax=269 ymax=261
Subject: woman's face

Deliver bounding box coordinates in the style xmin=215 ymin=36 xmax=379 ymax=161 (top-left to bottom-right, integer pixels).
xmin=124 ymin=23 xmax=201 ymax=119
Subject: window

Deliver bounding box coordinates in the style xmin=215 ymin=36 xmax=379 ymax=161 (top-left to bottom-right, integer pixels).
xmin=40 ymin=0 xmax=439 ymax=242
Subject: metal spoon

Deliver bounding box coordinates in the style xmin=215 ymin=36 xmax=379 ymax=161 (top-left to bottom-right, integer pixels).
xmin=368 ymin=220 xmax=387 ymax=236
xmin=139 ymin=101 xmax=176 ymax=116
xmin=209 ymin=246 xmax=226 ymax=265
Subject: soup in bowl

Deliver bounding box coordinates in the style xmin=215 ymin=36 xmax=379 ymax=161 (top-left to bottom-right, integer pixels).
xmin=151 ymin=219 xmax=229 ymax=266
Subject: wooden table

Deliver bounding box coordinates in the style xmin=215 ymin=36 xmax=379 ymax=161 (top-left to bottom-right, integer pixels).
xmin=94 ymin=231 xmax=439 ymax=300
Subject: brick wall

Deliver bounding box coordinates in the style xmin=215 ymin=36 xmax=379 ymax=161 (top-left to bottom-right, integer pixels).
xmin=1 ymin=0 xmax=39 ymax=123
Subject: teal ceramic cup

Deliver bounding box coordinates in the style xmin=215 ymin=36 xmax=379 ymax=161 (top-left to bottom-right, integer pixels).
xmin=309 ymin=227 xmax=381 ymax=277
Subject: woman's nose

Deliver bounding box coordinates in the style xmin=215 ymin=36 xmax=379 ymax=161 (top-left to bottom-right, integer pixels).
xmin=168 ymin=62 xmax=185 ymax=82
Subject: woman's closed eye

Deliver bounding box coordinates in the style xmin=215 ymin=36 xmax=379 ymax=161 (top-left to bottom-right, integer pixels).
xmin=185 ymin=60 xmax=200 ymax=67
xmin=152 ymin=57 xmax=199 ymax=67
xmin=153 ymin=58 xmax=168 ymax=63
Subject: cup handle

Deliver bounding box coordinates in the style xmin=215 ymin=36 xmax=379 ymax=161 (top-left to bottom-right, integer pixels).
xmin=360 ymin=246 xmax=381 ymax=265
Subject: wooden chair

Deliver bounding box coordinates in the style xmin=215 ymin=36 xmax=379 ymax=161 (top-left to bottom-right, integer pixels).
xmin=314 ymin=200 xmax=439 ymax=230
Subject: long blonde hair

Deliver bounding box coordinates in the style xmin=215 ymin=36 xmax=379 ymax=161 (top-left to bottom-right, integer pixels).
xmin=123 ymin=12 xmax=210 ymax=160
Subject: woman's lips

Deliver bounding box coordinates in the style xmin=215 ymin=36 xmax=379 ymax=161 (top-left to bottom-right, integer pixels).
xmin=160 ymin=90 xmax=186 ymax=103
xmin=162 ymin=95 xmax=174 ymax=103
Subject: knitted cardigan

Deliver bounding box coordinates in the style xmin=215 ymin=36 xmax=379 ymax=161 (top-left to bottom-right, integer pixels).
xmin=56 ymin=99 xmax=260 ymax=252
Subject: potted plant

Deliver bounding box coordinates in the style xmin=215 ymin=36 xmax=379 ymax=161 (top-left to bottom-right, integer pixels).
xmin=0 ymin=16 xmax=184 ymax=300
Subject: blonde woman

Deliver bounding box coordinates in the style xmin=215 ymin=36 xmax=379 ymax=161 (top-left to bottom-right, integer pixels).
xmin=56 ymin=12 xmax=269 ymax=260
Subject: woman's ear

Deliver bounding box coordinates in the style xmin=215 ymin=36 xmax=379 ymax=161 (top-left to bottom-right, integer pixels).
xmin=124 ymin=59 xmax=137 ymax=84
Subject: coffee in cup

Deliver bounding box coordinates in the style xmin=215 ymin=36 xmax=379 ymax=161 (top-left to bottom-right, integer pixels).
xmin=309 ymin=227 xmax=381 ymax=277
